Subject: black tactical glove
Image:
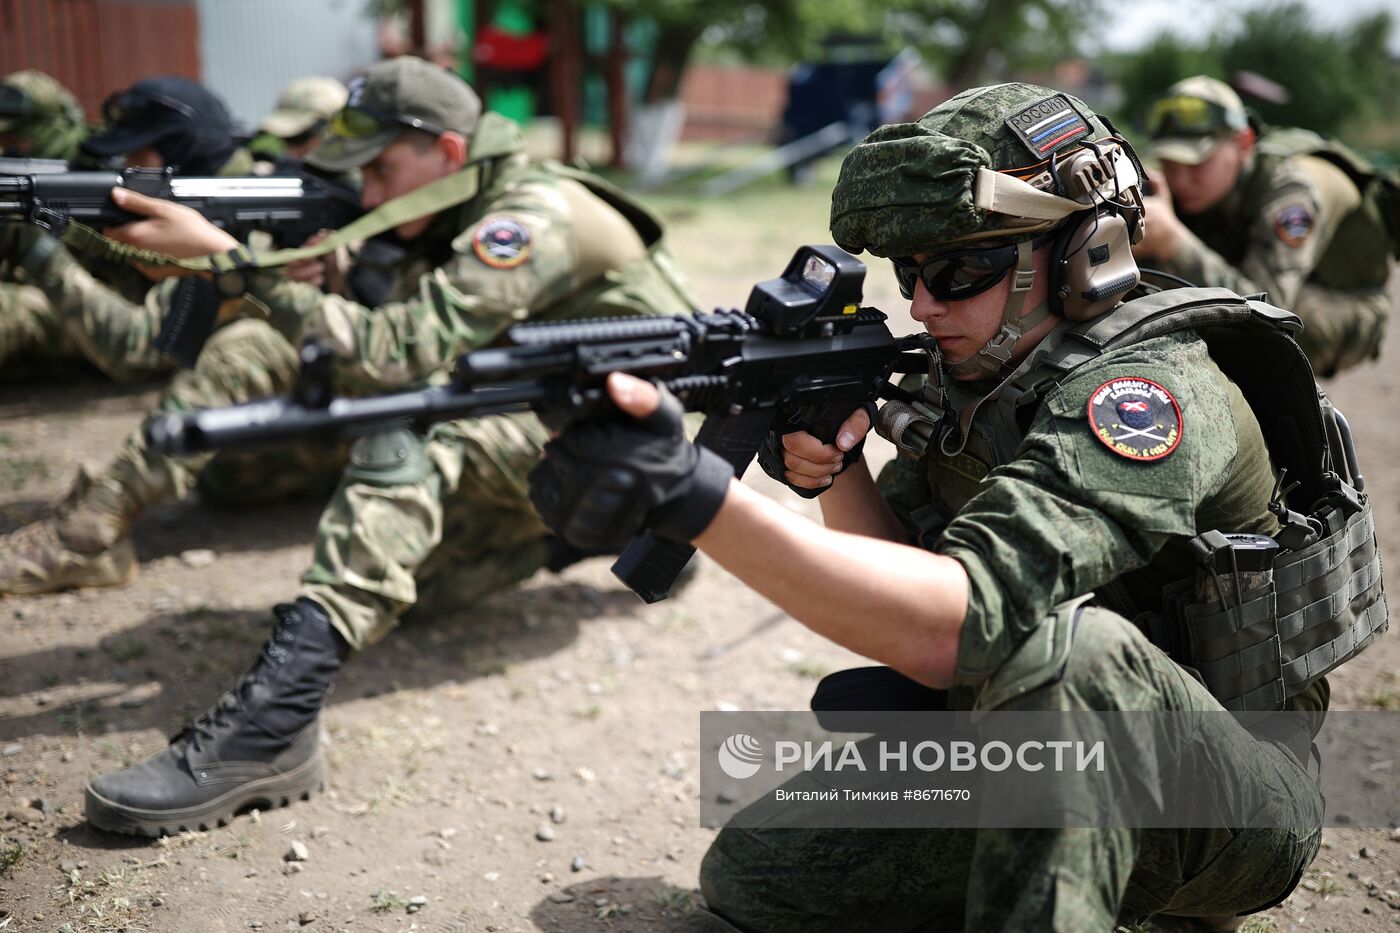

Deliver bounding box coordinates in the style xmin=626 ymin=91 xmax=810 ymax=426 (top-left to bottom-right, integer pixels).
xmin=528 ymin=385 xmax=734 ymax=552
xmin=757 ymin=400 xmax=875 ymax=500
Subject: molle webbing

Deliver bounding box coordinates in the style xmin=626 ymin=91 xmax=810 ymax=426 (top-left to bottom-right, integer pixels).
xmin=976 ymin=286 xmax=1383 ymax=710
xmin=1182 ymin=505 xmax=1386 ymax=711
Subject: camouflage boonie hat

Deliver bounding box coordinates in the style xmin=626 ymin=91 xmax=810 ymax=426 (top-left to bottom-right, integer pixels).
xmin=309 ymin=56 xmax=482 ymax=172
xmin=1147 ymin=75 xmax=1249 ymax=166
xmin=259 ymin=76 xmax=348 ymax=139
xmin=830 ymin=83 xmax=1114 ymax=258
xmin=0 ymin=70 xmax=87 ymax=160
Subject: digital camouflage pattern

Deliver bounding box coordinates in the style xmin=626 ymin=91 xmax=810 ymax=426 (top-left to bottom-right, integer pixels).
xmin=1155 ymin=141 xmax=1392 ymax=376
xmin=699 ymin=83 xmax=1325 ymax=931
xmin=701 ymin=609 xmax=1322 ymax=932
xmin=829 ymin=83 xmax=1114 ymax=257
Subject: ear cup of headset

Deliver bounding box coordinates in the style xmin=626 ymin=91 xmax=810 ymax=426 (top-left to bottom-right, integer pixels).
xmin=1051 ymin=209 xmax=1140 ymax=321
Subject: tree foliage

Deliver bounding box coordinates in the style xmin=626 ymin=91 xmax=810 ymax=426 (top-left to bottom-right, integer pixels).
xmin=1112 ymin=3 xmax=1398 ymax=138
xmin=605 ymin=0 xmax=1104 ymax=102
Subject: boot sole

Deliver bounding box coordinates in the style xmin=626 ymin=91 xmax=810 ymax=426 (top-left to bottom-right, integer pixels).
xmin=84 ymin=751 xmax=324 ymax=838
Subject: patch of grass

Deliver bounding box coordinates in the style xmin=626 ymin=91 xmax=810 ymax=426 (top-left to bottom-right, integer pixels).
xmin=1315 ymin=875 xmax=1342 ymax=897
xmin=787 ymin=659 xmax=830 ymax=680
xmin=0 ymin=836 xmax=24 ymax=874
xmin=214 ymin=833 xmax=252 ymax=860
xmin=369 ymin=890 xmax=406 ymax=914
xmin=1362 ymin=689 xmax=1400 ymax=710
xmin=654 ymin=888 xmax=696 ymax=916
xmin=0 ymin=456 xmax=50 ymax=492
xmin=56 ymin=699 xmax=103 ymax=734
xmin=102 ymin=637 xmax=148 ymax=663
xmin=60 ymin=862 xmax=158 ymax=933
xmin=1238 ymin=917 xmax=1277 ymax=933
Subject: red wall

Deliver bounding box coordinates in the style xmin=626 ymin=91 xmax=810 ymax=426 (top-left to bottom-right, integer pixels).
xmin=0 ymin=0 xmax=201 ymax=118
xmin=678 ymin=64 xmax=788 ymax=144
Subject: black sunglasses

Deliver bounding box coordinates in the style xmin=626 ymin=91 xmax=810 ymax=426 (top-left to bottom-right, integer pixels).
xmin=892 ymin=233 xmax=1054 ymax=302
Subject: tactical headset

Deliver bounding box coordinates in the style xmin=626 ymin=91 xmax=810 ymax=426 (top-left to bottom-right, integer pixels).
xmin=1043 ymin=137 xmax=1148 ymax=320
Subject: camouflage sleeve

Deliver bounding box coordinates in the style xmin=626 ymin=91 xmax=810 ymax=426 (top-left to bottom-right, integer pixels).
xmin=936 ymin=335 xmax=1242 ymax=683
xmin=249 ymin=183 xmax=577 ymax=393
xmin=27 ymin=243 xmax=167 ymax=380
xmin=1159 ymin=163 xmax=1328 ymax=310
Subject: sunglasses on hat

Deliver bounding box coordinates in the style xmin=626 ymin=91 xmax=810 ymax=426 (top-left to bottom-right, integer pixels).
xmin=1146 ymin=95 xmax=1237 ymax=139
xmin=329 ymin=106 xmax=444 ymax=140
xmin=892 ymin=233 xmax=1055 ymax=302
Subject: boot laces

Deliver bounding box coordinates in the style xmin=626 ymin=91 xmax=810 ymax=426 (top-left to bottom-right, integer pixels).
xmin=177 ymin=604 xmax=303 ymax=753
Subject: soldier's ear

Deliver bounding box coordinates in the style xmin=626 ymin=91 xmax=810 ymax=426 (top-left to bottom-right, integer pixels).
xmin=1237 ymin=127 xmax=1257 ymax=158
xmin=437 ymin=131 xmax=468 ymax=169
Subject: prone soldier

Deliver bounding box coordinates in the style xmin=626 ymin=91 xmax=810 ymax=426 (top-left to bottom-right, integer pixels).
xmin=1 ymin=76 xmax=257 ymax=381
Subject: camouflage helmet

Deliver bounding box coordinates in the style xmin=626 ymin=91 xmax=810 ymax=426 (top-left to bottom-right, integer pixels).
xmin=258 ymin=75 xmax=349 ymax=139
xmin=830 ymin=83 xmax=1123 ymax=258
xmin=0 ymin=69 xmax=87 ymax=161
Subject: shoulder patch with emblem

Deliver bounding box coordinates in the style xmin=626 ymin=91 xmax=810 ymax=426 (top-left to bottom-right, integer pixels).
xmin=1005 ymin=94 xmax=1092 ymax=158
xmin=472 ymin=216 xmax=532 ymax=269
xmin=1274 ymin=204 xmax=1314 ymax=248
xmin=1086 ymin=377 xmax=1182 ymax=462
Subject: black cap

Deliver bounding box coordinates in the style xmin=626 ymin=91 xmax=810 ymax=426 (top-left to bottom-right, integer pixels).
xmin=83 ymin=76 xmax=236 ymax=174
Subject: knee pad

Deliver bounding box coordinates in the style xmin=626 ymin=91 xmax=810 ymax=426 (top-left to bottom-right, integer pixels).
xmin=345 ymin=423 xmax=432 ymax=487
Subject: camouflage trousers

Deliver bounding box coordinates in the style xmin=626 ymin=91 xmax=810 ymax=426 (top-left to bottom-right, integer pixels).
xmin=1294 ymin=281 xmax=1390 ymax=377
xmin=92 ymin=315 xmax=549 ymax=650
xmin=699 ymin=607 xmax=1322 ymax=932
xmin=299 ymin=411 xmax=551 ymax=650
xmin=97 ymin=318 xmax=345 ymax=518
xmin=0 ymin=283 xmax=76 ymax=379
xmin=0 ymin=276 xmax=170 ymax=383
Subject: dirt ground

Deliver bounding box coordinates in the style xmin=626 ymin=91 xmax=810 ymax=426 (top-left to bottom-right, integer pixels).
xmin=1 ymin=164 xmax=1398 ymax=933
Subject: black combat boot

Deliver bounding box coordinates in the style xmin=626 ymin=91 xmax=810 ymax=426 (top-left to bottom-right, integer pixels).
xmin=85 ymin=598 xmax=350 ymax=837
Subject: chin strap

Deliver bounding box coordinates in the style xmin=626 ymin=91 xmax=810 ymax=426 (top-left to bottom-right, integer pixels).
xmin=946 ymin=238 xmax=1049 ymax=381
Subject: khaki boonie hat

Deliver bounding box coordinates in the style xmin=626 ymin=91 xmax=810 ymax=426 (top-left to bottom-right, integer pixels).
xmin=308 ymin=56 xmax=482 ymax=172
xmin=259 ymin=76 xmax=348 ymax=139
xmin=1147 ymin=75 xmax=1249 ymax=166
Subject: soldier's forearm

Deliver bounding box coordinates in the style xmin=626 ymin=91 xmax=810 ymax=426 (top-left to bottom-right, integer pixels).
xmin=695 ymin=479 xmax=966 ymax=688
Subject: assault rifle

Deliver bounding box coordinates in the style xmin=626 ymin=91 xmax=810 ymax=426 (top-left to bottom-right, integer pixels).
xmin=0 ymin=157 xmax=71 ymax=175
xmin=145 ymin=245 xmax=933 ymax=603
xmin=0 ymin=166 xmax=361 ymax=248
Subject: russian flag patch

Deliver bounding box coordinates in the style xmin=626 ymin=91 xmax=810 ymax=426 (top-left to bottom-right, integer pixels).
xmin=1005 ymin=94 xmax=1092 ymax=158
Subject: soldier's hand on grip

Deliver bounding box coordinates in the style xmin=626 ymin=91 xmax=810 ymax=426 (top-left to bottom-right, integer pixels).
xmin=758 ymin=403 xmax=873 ymax=498
xmin=528 ymin=373 xmax=733 ymax=552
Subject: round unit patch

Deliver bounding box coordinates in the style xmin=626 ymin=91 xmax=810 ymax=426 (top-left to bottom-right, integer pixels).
xmin=473 ymin=217 xmax=532 ymax=269
xmin=1274 ymin=204 xmax=1314 ymax=248
xmin=1086 ymin=377 xmax=1183 ymax=462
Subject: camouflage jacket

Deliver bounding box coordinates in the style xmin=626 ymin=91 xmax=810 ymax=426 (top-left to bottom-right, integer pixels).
xmin=1157 ymin=146 xmax=1392 ymax=306
xmin=249 ymin=132 xmax=696 ymax=395
xmin=878 ymin=326 xmax=1279 ymax=685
